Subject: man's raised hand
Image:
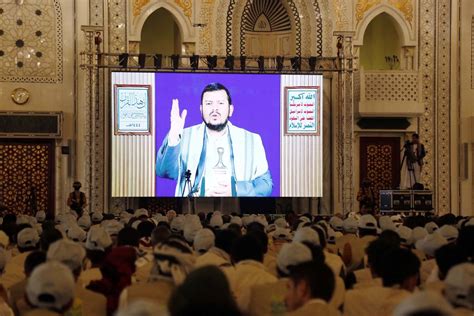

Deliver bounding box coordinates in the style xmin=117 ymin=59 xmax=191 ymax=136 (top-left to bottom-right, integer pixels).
xmin=168 ymin=99 xmax=187 ymax=146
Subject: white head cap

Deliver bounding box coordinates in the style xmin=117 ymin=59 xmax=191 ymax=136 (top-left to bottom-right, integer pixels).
xmin=101 ymin=219 xmax=124 ymax=237
xmin=424 ymin=221 xmax=439 ymax=234
xmin=16 ymin=215 xmax=30 ymax=225
xmin=47 ymin=239 xmax=86 ymax=271
xmin=412 ymin=227 xmax=428 ymax=243
xmin=183 ymin=216 xmax=203 ymax=243
xmin=379 ymin=216 xmax=397 ymax=231
xmin=35 ymin=211 xmax=46 ymax=223
xmin=0 ymin=231 xmax=9 ymax=248
xmin=230 ymin=216 xmax=242 ymax=227
xmin=85 ymin=225 xmax=112 ymax=251
xmin=415 ymin=233 xmax=448 ymax=257
xmin=343 ymin=217 xmax=359 ymax=233
xmin=26 ymin=261 xmax=75 ymax=312
xmin=66 ymin=225 xmax=87 ymax=242
xmin=77 ymin=214 xmax=91 ymax=230
xmin=293 ymin=227 xmax=320 ymax=246
xmin=17 ymin=228 xmax=40 ymax=249
xmin=272 ymin=227 xmax=292 ymax=242
xmin=91 ymin=211 xmax=103 ymax=223
xmin=0 ymin=247 xmax=7 ymax=273
xmin=397 ymin=226 xmax=414 ymax=246
xmin=465 ymin=218 xmax=474 ymax=227
xmin=329 ymin=217 xmax=344 ymax=231
xmin=274 ymin=217 xmax=288 ymax=229
xmin=170 ymin=216 xmax=185 ymax=233
xmin=193 ymin=228 xmax=215 ymax=254
xmin=437 ymin=225 xmax=459 ymax=243
xmin=393 ymin=291 xmax=453 ymax=316
xmin=277 ymin=242 xmax=312 ymax=275
xmin=134 ymin=208 xmax=149 ymax=218
xmin=116 ymin=299 xmax=167 ymax=316
xmin=444 ymin=263 xmax=474 ymax=309
xmin=358 ymin=214 xmax=378 ymax=230
xmin=210 ymin=214 xmax=224 ymax=229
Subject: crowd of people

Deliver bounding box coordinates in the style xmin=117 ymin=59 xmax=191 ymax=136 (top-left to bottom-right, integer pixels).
xmin=0 ymin=208 xmax=472 ymax=316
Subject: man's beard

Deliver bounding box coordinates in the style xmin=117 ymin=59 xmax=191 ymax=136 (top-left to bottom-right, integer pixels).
xmin=203 ymin=115 xmax=229 ymax=132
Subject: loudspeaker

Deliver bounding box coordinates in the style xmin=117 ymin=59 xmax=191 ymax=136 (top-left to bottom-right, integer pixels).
xmin=413 ymin=191 xmax=433 ymax=211
xmin=392 ymin=190 xmax=412 ymax=210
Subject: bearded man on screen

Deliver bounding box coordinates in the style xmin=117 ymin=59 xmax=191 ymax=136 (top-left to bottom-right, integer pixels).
xmin=156 ymin=82 xmax=273 ymax=197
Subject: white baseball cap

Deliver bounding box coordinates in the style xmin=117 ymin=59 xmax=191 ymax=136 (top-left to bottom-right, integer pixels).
xmin=101 ymin=219 xmax=124 ymax=237
xmin=85 ymin=225 xmax=112 ymax=251
xmin=91 ymin=211 xmax=103 ymax=223
xmin=77 ymin=214 xmax=91 ymax=230
xmin=393 ymin=291 xmax=453 ymax=316
xmin=293 ymin=227 xmax=320 ymax=246
xmin=47 ymin=239 xmax=86 ymax=271
xmin=272 ymin=227 xmax=292 ymax=242
xmin=465 ymin=218 xmax=474 ymax=227
xmin=412 ymin=227 xmax=428 ymax=243
xmin=277 ymin=242 xmax=312 ymax=275
xmin=274 ymin=217 xmax=288 ymax=229
xmin=183 ymin=216 xmax=203 ymax=243
xmin=116 ymin=299 xmax=166 ymax=316
xmin=134 ymin=208 xmax=149 ymax=218
xmin=230 ymin=216 xmax=242 ymax=227
xmin=329 ymin=217 xmax=344 ymax=231
xmin=342 ymin=217 xmax=358 ymax=233
xmin=397 ymin=226 xmax=414 ymax=246
xmin=26 ymin=261 xmax=75 ymax=311
xmin=66 ymin=225 xmax=87 ymax=242
xmin=17 ymin=228 xmax=40 ymax=249
xmin=170 ymin=216 xmax=185 ymax=233
xmin=415 ymin=233 xmax=448 ymax=257
xmin=210 ymin=214 xmax=224 ymax=229
xmin=437 ymin=225 xmax=459 ymax=243
xmin=358 ymin=214 xmax=378 ymax=230
xmin=193 ymin=228 xmax=215 ymax=254
xmin=379 ymin=216 xmax=397 ymax=232
xmin=424 ymin=222 xmax=439 ymax=234
xmin=444 ymin=263 xmax=474 ymax=309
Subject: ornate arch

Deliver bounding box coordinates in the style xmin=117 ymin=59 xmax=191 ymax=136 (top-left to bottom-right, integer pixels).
xmin=354 ymin=4 xmax=416 ymax=46
xmin=129 ymin=1 xmax=195 ymax=43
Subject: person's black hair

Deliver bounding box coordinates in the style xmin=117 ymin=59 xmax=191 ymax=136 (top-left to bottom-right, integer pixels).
xmin=456 ymin=226 xmax=474 ymax=261
xmin=215 ymin=229 xmax=239 ymax=255
xmin=86 ymin=249 xmax=108 ymax=266
xmin=247 ymin=229 xmax=268 ymax=254
xmin=117 ymin=227 xmax=140 ymax=247
xmin=201 ymin=83 xmax=232 ymax=105
xmin=438 ymin=214 xmax=457 ymax=226
xmin=246 ymin=221 xmax=265 ymax=232
xmin=366 ymin=238 xmax=399 ymax=278
xmin=434 ymin=244 xmax=467 ymax=280
xmin=39 ymin=228 xmax=63 ymax=252
xmin=222 ymin=215 xmax=231 ymax=224
xmin=312 ymin=225 xmax=327 ymax=249
xmin=300 ymin=242 xmax=325 ymax=265
xmin=151 ymin=226 xmax=172 ymax=246
xmin=226 ymin=223 xmax=242 ymax=237
xmin=197 ymin=212 xmax=206 ymax=223
xmin=412 ymin=133 xmax=419 ymax=139
xmin=125 ymin=208 xmax=134 ymax=214
xmin=288 ymin=261 xmax=335 ymax=302
xmin=205 ymin=212 xmax=214 ymax=224
xmin=157 ymin=221 xmax=171 ymax=229
xmin=358 ymin=227 xmax=378 ymax=237
xmin=379 ymin=248 xmax=420 ymax=287
xmin=137 ymin=220 xmax=156 ymax=239
xmin=408 ymin=311 xmax=450 ymax=316
xmin=24 ymin=251 xmax=46 ymax=276
xmin=168 ymin=265 xmax=241 ymax=316
xmin=378 ymin=230 xmax=401 ymax=247
xmin=3 ymin=213 xmax=17 ymax=225
xmin=231 ymin=234 xmax=264 ymax=263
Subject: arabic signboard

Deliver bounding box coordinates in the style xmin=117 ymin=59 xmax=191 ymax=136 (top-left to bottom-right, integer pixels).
xmin=114 ymin=84 xmax=152 ymax=135
xmin=284 ymin=86 xmax=320 ymax=136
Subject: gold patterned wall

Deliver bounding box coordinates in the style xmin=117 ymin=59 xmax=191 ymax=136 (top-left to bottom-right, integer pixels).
xmin=0 ymin=142 xmax=54 ymax=215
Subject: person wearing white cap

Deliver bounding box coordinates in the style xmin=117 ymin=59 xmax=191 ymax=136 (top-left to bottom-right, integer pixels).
xmin=101 ymin=219 xmax=124 ymax=244
xmin=415 ymin=233 xmax=449 ymax=284
xmin=47 ymin=239 xmax=106 ymax=316
xmin=336 ymin=217 xmax=365 ymax=274
xmin=397 ymin=226 xmax=414 ymax=248
xmin=393 ymin=291 xmax=454 ymax=316
xmin=80 ymin=225 xmax=113 ymax=287
xmin=34 ymin=211 xmax=46 ymax=223
xmin=210 ymin=213 xmax=224 ymax=230
xmin=230 ymin=216 xmax=243 ymax=227
xmin=170 ymin=216 xmax=185 ymax=234
xmin=344 ymin=248 xmax=420 ymax=316
xmin=91 ymin=211 xmax=104 ymax=224
xmin=284 ymin=261 xmax=341 ymax=316
xmin=134 ymin=208 xmax=149 ymax=220
xmin=18 ymin=261 xmax=76 ymax=315
xmin=437 ymin=225 xmax=459 ymax=243
xmin=358 ymin=214 xmax=378 ymax=243
xmin=444 ymin=263 xmax=474 ymax=312
xmin=77 ymin=214 xmax=92 ymax=230
xmin=119 ymin=238 xmax=196 ymax=310
xmin=425 ymin=221 xmax=439 ymax=234
xmin=183 ymin=215 xmax=203 ymax=244
xmin=116 ymin=299 xmax=166 ymax=316
xmin=0 ymin=247 xmax=14 ymax=316
xmin=0 ymin=228 xmax=40 ymax=290
xmin=66 ymin=225 xmax=87 ymax=243
xmin=247 ymin=242 xmax=313 ymax=316
xmin=193 ymin=228 xmax=215 ymax=254
xmin=274 ymin=217 xmax=288 ymax=229
xmin=379 ymin=216 xmax=397 ymax=232
xmin=329 ymin=217 xmax=344 ymax=232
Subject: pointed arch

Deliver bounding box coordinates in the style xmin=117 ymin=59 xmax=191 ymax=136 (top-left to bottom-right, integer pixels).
xmin=354 ymin=4 xmax=415 ymax=46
